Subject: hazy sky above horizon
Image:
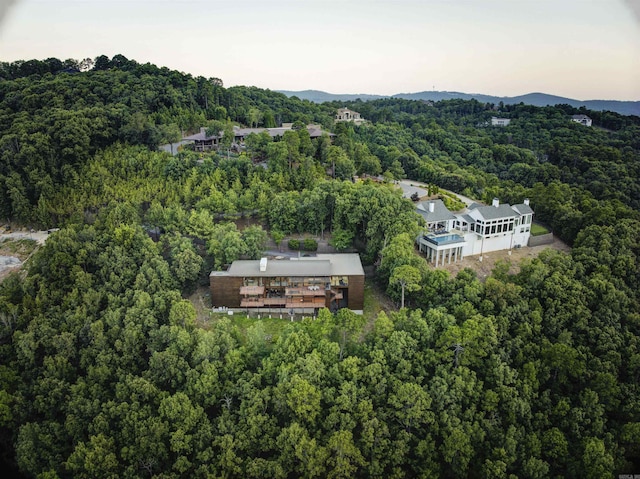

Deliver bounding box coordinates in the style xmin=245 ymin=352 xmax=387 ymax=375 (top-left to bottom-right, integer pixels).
xmin=1 ymin=0 xmax=639 ymax=100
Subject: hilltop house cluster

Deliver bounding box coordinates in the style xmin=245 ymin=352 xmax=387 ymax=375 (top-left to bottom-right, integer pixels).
xmin=183 ymin=107 xmax=366 ymax=153
xmin=416 ymin=198 xmax=534 ymax=267
xmin=490 ymin=114 xmax=593 ymax=128
xmin=183 ymin=124 xmax=331 ymax=153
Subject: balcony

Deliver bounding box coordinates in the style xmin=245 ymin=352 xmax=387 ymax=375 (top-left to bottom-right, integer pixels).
xmin=330 ymin=289 xmax=343 ymax=300
xmin=422 ymin=233 xmax=465 ymax=247
xmin=240 ymin=285 xmax=265 ymax=295
xmin=240 ymin=296 xmax=327 ymax=309
xmin=240 ymin=298 xmax=265 ymax=307
xmin=285 ymin=286 xmax=326 ymax=297
xmin=240 ymin=296 xmax=287 ymax=308
xmin=264 ymin=297 xmax=286 ymax=305
xmin=286 ymin=297 xmax=327 ymax=308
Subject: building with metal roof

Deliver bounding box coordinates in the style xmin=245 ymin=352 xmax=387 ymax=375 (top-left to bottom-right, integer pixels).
xmin=210 ymin=254 xmax=364 ymax=314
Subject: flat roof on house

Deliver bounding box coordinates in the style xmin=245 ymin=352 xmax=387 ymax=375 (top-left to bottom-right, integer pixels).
xmin=227 ymin=259 xmax=332 ymax=277
xmin=213 ymin=253 xmax=364 ymax=278
xmin=307 ymin=254 xmax=365 ymax=276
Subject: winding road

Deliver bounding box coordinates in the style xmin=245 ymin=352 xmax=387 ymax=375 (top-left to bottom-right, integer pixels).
xmin=0 ymin=230 xmax=52 ymax=245
xmin=396 ymin=179 xmax=476 ymax=206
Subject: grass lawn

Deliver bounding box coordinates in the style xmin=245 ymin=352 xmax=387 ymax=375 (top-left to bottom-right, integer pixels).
xmin=362 ymin=278 xmax=397 ymax=333
xmin=191 ymin=278 xmax=397 ymax=343
xmin=531 ymin=223 xmax=550 ymax=236
xmin=363 ymin=280 xmax=389 ymax=317
xmin=197 ymin=309 xmax=293 ymax=344
xmin=215 ymin=312 xmax=291 ymax=340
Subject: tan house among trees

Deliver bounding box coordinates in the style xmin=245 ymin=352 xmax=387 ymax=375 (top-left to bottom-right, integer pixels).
xmin=335 ymin=108 xmax=366 ymax=125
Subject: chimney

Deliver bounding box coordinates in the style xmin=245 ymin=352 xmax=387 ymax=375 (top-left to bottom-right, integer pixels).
xmin=259 ymin=257 xmax=267 ymax=272
xmin=428 ymin=201 xmax=435 ymax=213
xmin=200 ymin=126 xmax=207 ymax=135
xmin=524 ymin=198 xmax=530 ymax=206
xmin=492 ymin=198 xmax=499 ymax=208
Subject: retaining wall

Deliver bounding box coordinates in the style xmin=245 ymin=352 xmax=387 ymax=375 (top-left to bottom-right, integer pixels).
xmin=528 ymin=233 xmax=554 ymax=247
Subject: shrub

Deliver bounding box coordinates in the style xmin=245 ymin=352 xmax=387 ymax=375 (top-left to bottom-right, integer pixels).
xmin=439 ymin=194 xmax=466 ymax=212
xmin=288 ymin=239 xmax=300 ymax=250
xmin=302 ymin=238 xmax=318 ymax=251
xmin=531 ymin=223 xmax=550 ymax=236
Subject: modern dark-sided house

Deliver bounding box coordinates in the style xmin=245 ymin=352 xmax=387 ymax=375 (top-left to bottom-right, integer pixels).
xmin=210 ymin=254 xmax=365 ymax=314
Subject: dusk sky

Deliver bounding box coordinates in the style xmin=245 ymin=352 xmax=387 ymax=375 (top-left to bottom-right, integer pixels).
xmin=1 ymin=0 xmax=639 ymax=100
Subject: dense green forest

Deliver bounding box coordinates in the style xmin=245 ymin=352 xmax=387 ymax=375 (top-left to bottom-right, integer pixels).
xmin=1 ymin=55 xmax=639 ymax=478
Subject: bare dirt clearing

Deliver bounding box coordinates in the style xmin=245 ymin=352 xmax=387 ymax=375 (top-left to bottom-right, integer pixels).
xmin=188 ymin=286 xmax=214 ymax=327
xmin=435 ymin=236 xmax=571 ymax=280
xmin=0 ymin=237 xmax=41 ymax=282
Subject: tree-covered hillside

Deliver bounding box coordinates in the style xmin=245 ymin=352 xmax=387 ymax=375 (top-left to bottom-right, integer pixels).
xmin=0 ymin=54 xmax=334 ymax=224
xmin=0 ymin=55 xmax=639 ymax=478
xmin=330 ymin=98 xmax=640 ymax=244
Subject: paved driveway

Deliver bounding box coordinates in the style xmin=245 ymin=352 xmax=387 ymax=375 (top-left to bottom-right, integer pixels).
xmin=158 ymin=140 xmax=193 ymax=155
xmin=396 ymin=180 xmax=428 ymax=199
xmin=0 ymin=230 xmax=52 ymax=245
xmin=397 ymin=179 xmax=475 ymax=206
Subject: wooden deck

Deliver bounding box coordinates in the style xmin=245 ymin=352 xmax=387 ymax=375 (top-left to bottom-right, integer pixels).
xmin=239 ymin=285 xmax=329 ymax=309
xmin=285 ymin=287 xmax=326 ymax=296
xmin=240 ymin=297 xmax=326 ymax=308
xmin=240 ymin=285 xmax=265 ymax=295
xmin=264 ymin=297 xmax=286 ymax=305
xmin=240 ymin=298 xmax=264 ymax=307
xmin=286 ymin=297 xmax=327 ymax=308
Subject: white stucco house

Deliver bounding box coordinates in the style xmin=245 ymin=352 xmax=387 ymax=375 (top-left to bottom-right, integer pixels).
xmin=491 ymin=117 xmax=511 ymax=127
xmin=416 ymin=198 xmax=534 ymax=267
xmin=335 ymin=108 xmax=366 ymax=125
xmin=571 ymin=114 xmax=592 ymax=127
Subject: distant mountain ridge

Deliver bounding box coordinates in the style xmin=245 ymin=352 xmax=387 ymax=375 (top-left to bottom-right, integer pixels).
xmin=277 ymin=90 xmax=387 ymax=103
xmin=277 ymin=89 xmax=640 ymax=116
